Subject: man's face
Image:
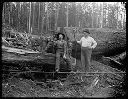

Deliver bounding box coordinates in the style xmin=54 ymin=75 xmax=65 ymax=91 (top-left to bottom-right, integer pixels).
xmin=59 ymin=34 xmax=63 ymax=39
xmin=54 ymin=38 xmax=57 ymax=41
xmin=47 ymin=37 xmax=50 ymax=41
xmin=83 ymin=32 xmax=88 ymax=37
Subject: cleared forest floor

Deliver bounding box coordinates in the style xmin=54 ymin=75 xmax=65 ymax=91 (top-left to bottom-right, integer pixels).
xmin=2 ymin=58 xmax=126 ymax=97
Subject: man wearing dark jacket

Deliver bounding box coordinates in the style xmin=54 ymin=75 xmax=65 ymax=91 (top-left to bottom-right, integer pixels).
xmin=55 ymin=33 xmax=67 ymax=72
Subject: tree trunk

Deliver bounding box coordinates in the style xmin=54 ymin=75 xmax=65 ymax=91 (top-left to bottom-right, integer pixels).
xmin=2 ymin=48 xmax=56 ymax=65
xmin=66 ymin=3 xmax=69 ymax=27
xmin=116 ymin=2 xmax=119 ymax=29
xmin=32 ymin=3 xmax=35 ymax=34
xmin=46 ymin=2 xmax=49 ymax=33
xmin=18 ymin=3 xmax=20 ymax=32
xmin=38 ymin=2 xmax=40 ymax=34
xmin=41 ymin=2 xmax=45 ymax=34
xmin=8 ymin=3 xmax=10 ymax=25
xmin=2 ymin=3 xmax=5 ymax=25
xmin=29 ymin=2 xmax=31 ymax=34
xmin=55 ymin=3 xmax=59 ymax=31
xmin=100 ymin=2 xmax=103 ymax=28
xmin=92 ymin=3 xmax=94 ymax=28
xmin=55 ymin=8 xmax=57 ymax=30
xmin=123 ymin=9 xmax=126 ymax=29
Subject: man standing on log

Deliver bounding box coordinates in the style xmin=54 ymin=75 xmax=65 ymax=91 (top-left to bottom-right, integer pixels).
xmin=77 ymin=29 xmax=97 ymax=72
xmin=54 ymin=33 xmax=67 ymax=72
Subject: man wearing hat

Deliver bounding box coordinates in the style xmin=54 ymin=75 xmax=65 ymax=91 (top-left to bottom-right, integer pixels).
xmin=77 ymin=29 xmax=97 ymax=72
xmin=54 ymin=32 xmax=67 ymax=72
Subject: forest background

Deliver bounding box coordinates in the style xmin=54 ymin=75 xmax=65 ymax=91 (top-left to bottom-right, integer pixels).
xmin=2 ymin=2 xmax=126 ymax=36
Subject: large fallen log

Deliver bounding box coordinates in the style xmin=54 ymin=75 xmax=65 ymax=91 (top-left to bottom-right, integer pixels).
xmin=110 ymin=52 xmax=126 ymax=61
xmin=102 ymin=56 xmax=122 ymax=66
xmin=2 ymin=37 xmax=12 ymax=46
xmin=2 ymin=45 xmax=73 ymax=72
xmin=100 ymin=51 xmax=126 ymax=71
xmin=64 ymin=28 xmax=126 ymax=59
xmin=2 ymin=47 xmax=55 ymax=64
xmin=2 ymin=45 xmax=40 ymax=54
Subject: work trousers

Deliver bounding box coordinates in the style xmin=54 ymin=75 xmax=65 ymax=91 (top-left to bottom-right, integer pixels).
xmin=55 ymin=49 xmax=64 ymax=71
xmin=81 ymin=47 xmax=92 ymax=72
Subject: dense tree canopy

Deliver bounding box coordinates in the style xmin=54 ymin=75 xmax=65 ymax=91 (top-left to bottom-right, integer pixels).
xmin=2 ymin=2 xmax=126 ymax=35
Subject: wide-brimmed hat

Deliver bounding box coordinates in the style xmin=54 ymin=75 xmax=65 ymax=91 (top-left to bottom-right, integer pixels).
xmin=56 ymin=32 xmax=65 ymax=39
xmin=83 ymin=29 xmax=90 ymax=34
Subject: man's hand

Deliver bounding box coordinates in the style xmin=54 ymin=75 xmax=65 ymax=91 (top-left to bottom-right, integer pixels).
xmin=63 ymin=54 xmax=66 ymax=59
xmin=77 ymin=41 xmax=80 ymax=43
xmin=88 ymin=46 xmax=93 ymax=49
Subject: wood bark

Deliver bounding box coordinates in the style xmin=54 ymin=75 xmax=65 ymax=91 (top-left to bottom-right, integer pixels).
xmin=2 ymin=47 xmax=55 ymax=64
xmin=2 ymin=46 xmax=72 ymax=72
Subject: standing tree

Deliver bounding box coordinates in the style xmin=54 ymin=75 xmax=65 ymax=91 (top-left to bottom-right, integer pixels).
xmin=29 ymin=2 xmax=31 ymax=34
xmin=57 ymin=2 xmax=66 ymax=27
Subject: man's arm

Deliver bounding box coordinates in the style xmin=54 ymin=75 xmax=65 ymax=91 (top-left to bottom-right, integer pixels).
xmin=44 ymin=41 xmax=51 ymax=51
xmin=63 ymin=41 xmax=67 ymax=58
xmin=91 ymin=38 xmax=97 ymax=49
xmin=54 ymin=40 xmax=57 ymax=46
xmin=77 ymin=37 xmax=83 ymax=44
xmin=77 ymin=41 xmax=81 ymax=44
xmin=64 ymin=41 xmax=67 ymax=54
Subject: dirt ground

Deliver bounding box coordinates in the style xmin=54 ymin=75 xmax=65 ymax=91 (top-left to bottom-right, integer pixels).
xmin=2 ymin=59 xmax=126 ymax=98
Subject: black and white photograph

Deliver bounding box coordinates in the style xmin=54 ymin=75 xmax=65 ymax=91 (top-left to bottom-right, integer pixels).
xmin=2 ymin=2 xmax=126 ymax=98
